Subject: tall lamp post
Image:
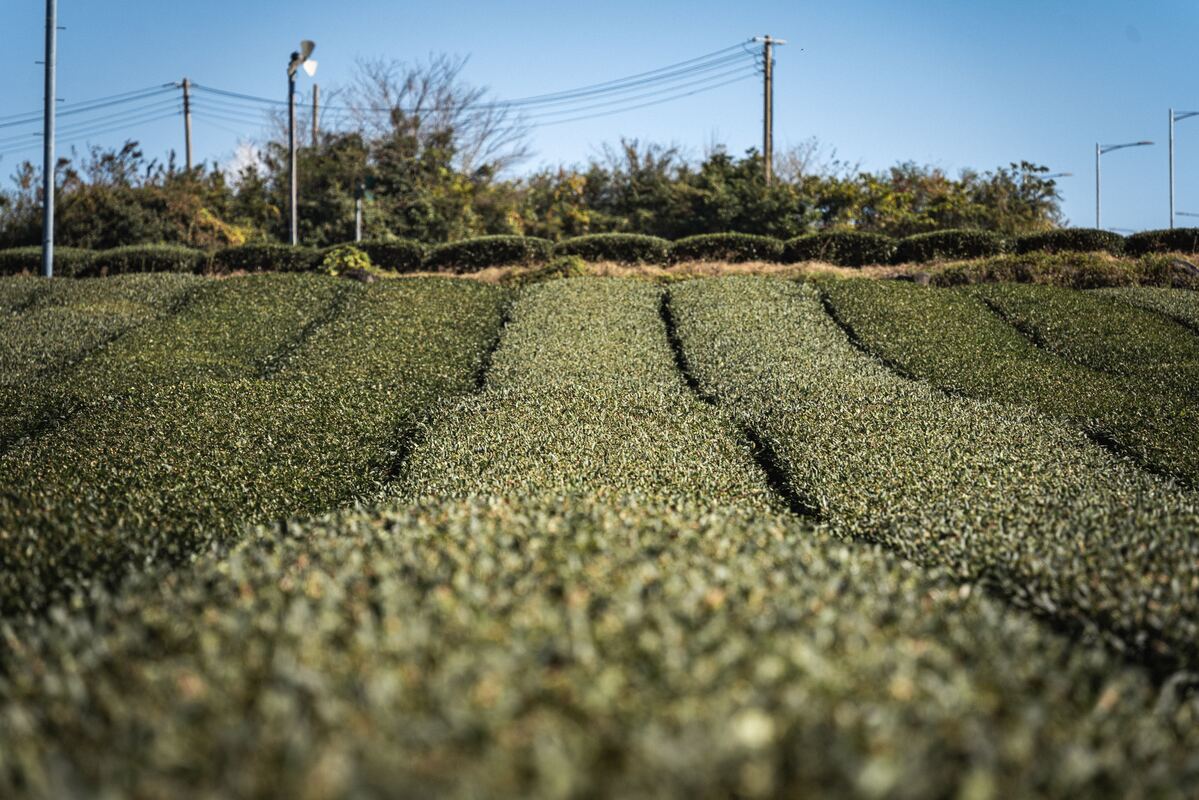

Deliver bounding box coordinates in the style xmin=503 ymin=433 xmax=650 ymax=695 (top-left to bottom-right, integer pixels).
xmin=287 ymin=40 xmax=318 ymax=246
xmin=1169 ymin=109 xmax=1198 ymax=229
xmin=1096 ymin=140 xmax=1153 ymax=229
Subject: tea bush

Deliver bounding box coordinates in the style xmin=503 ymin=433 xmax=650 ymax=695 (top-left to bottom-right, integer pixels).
xmin=87 ymin=244 xmax=206 ymax=276
xmin=210 ymin=242 xmax=321 ymax=273
xmin=927 ymin=251 xmax=1199 ymax=289
xmin=1098 ymin=286 xmax=1199 ymax=330
xmin=783 ymin=231 xmax=896 ymax=266
xmin=0 ymin=274 xmax=506 ymax=616
xmin=552 ymin=233 xmax=671 ymax=264
xmin=820 ymin=278 xmax=1199 ymax=489
xmin=1014 ymin=228 xmax=1125 ymax=255
xmin=0 ymin=246 xmax=96 ymax=277
xmin=351 ymin=238 xmax=426 ymax=272
xmin=425 ymin=235 xmax=553 ymax=272
xmin=969 ymin=283 xmax=1199 ymax=394
xmin=672 ymin=276 xmax=1199 ymax=671
xmin=1124 ymin=226 xmax=1199 ymax=255
xmin=669 ymin=232 xmax=785 ymax=263
xmin=894 ymin=229 xmax=1008 ymax=262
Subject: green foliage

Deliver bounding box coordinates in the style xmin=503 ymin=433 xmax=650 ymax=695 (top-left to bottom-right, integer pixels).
xmin=499 ymin=255 xmax=590 ymax=287
xmin=927 ymin=252 xmax=1199 ymax=289
xmin=894 ymin=228 xmax=1008 ymax=262
xmin=968 ymin=283 xmax=1199 ymax=395
xmin=88 ymin=244 xmax=207 ymax=276
xmin=1014 ymin=228 xmax=1125 ymax=255
xmin=350 ymin=238 xmax=426 ymax=272
xmin=552 ymin=232 xmax=671 ymax=263
xmin=1098 ymin=286 xmax=1199 ymax=331
xmin=320 ymin=245 xmax=373 ymax=276
xmin=675 ymin=276 xmax=1199 ymax=672
xmin=1124 ymin=227 xmax=1199 ymax=255
xmin=0 ymin=246 xmax=96 ymax=277
xmin=425 ymin=235 xmax=553 ymax=272
xmin=0 ymin=274 xmax=506 ymax=615
xmin=782 ymin=231 xmax=896 ymax=266
xmin=669 ymin=232 xmax=784 ymax=263
xmin=211 ymin=243 xmax=321 ymax=273
xmin=820 ymin=276 xmax=1199 ymax=498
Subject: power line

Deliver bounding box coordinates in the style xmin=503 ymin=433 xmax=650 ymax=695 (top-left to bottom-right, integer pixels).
xmin=0 ymin=85 xmax=175 ymax=129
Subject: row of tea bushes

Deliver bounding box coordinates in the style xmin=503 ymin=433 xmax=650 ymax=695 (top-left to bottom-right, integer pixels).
xmin=395 ymin=277 xmax=776 ymax=506
xmin=6 ymin=226 xmax=1197 ymax=276
xmin=1098 ymin=285 xmax=1199 ymax=330
xmin=820 ymin=279 xmax=1199 ymax=489
xmin=669 ymin=276 xmax=1199 ymax=672
xmin=0 ymin=274 xmax=507 ymax=617
xmin=969 ymin=283 xmax=1199 ymax=396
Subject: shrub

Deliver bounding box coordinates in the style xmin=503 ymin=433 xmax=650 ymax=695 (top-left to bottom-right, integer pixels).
xmin=783 ymin=231 xmax=896 ymax=266
xmin=927 ymin=252 xmax=1199 ymax=290
xmin=1014 ymin=228 xmax=1125 ymax=255
xmin=351 ymin=238 xmax=426 ymax=272
xmin=1124 ymin=227 xmax=1199 ymax=255
xmin=211 ymin=243 xmax=321 ymax=274
xmin=552 ymin=233 xmax=671 ymax=264
xmin=87 ymin=244 xmax=207 ymax=276
xmin=501 ymin=255 xmax=590 ymax=287
xmin=894 ymin=229 xmax=1008 ymax=263
xmin=425 ymin=235 xmax=553 ymax=273
xmin=321 ymin=245 xmax=373 ymax=276
xmin=669 ymin=233 xmax=785 ymax=263
xmin=0 ymin=246 xmax=97 ymax=277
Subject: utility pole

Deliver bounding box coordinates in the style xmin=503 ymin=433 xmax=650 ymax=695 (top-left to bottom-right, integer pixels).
xmin=312 ymin=84 xmax=320 ymax=147
xmin=1095 ymin=142 xmax=1101 ymax=229
xmin=182 ymin=77 xmax=193 ymax=171
xmin=288 ymin=58 xmax=298 ymax=245
xmin=41 ymin=0 xmax=57 ymax=278
xmin=754 ymin=35 xmax=786 ymax=185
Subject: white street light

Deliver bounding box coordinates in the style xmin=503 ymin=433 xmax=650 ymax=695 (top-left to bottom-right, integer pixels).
xmin=1169 ymin=109 xmax=1199 ymax=229
xmin=1095 ymin=140 xmax=1153 ymax=229
xmin=288 ymin=40 xmax=317 ymax=245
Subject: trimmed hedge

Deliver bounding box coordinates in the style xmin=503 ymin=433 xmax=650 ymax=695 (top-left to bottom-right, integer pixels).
xmin=87 ymin=244 xmax=206 ymax=276
xmin=349 ymin=238 xmax=426 ymax=272
xmin=927 ymin=252 xmax=1199 ymax=290
xmin=894 ymin=229 xmax=1008 ymax=263
xmin=1124 ymin=227 xmax=1199 ymax=255
xmin=552 ymin=233 xmax=671 ymax=264
xmin=425 ymin=235 xmax=553 ymax=273
xmin=210 ymin=243 xmax=320 ymax=273
xmin=0 ymin=246 xmax=96 ymax=277
xmin=783 ymin=231 xmax=896 ymax=266
xmin=670 ymin=232 xmax=785 ymax=263
xmin=1014 ymin=228 xmax=1125 ymax=255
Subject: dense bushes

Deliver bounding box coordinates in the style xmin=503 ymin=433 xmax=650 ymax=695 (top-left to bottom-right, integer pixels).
xmin=552 ymin=233 xmax=671 ymax=264
xmin=1014 ymin=228 xmax=1124 ymax=255
xmin=894 ymin=229 xmax=1008 ymax=262
xmin=350 ymin=238 xmax=426 ymax=272
xmin=669 ymin=232 xmax=784 ymax=263
xmin=210 ymin=243 xmax=320 ymax=273
xmin=784 ymin=231 xmax=896 ymax=266
xmin=1124 ymin=227 xmax=1199 ymax=255
xmin=87 ymin=244 xmax=207 ymax=276
xmin=927 ymin=252 xmax=1199 ymax=290
xmin=425 ymin=235 xmax=553 ymax=272
xmin=0 ymin=246 xmax=96 ymax=277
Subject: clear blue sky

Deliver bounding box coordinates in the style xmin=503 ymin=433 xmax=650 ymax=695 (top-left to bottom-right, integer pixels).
xmin=3 ymin=0 xmax=1197 ymax=231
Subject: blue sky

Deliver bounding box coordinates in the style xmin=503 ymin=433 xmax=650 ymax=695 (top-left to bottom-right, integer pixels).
xmin=3 ymin=0 xmax=1197 ymax=231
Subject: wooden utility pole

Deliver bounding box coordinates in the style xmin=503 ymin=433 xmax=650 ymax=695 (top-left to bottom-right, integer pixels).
xmin=182 ymin=77 xmax=193 ymax=170
xmin=312 ymin=84 xmax=319 ymax=147
xmin=755 ymin=35 xmax=786 ymax=185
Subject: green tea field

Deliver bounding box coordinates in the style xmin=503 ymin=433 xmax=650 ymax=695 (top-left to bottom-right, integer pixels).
xmin=1 ymin=272 xmax=1197 ymax=798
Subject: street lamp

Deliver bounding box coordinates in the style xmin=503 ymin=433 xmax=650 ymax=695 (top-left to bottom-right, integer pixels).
xmin=287 ymin=40 xmax=317 ymax=245
xmin=1169 ymin=109 xmax=1199 ymax=229
xmin=1096 ymin=140 xmax=1153 ymax=229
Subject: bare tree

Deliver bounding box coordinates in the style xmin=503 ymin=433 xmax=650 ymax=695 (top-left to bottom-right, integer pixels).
xmin=774 ymin=137 xmax=859 ymax=182
xmin=344 ymin=54 xmax=530 ymax=175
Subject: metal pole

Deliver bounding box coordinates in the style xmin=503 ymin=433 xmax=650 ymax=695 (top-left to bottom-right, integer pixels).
xmin=312 ymin=84 xmax=319 ymax=147
xmin=1170 ymin=108 xmax=1175 ymax=229
xmin=289 ymin=64 xmax=298 ymax=245
xmin=41 ymin=0 xmax=57 ymax=278
xmin=763 ymin=37 xmax=773 ymax=185
xmin=1095 ymin=143 xmax=1101 ymax=229
xmin=355 ymin=196 xmax=362 ymax=243
xmin=183 ymin=77 xmax=193 ymax=171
